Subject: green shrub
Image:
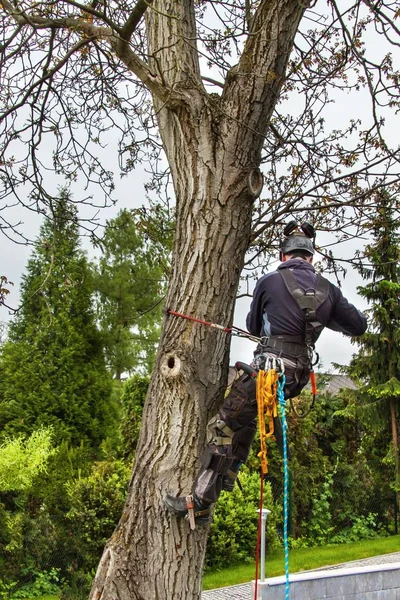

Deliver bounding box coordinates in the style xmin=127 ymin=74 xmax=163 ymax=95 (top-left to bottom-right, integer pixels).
xmin=65 ymin=458 xmax=130 ymax=571
xmin=119 ymin=374 xmax=149 ymax=462
xmin=330 ymin=513 xmax=381 ymax=544
xmin=0 ymin=579 xmax=17 ymax=600
xmin=0 ymin=568 xmax=61 ymax=600
xmin=60 ymin=571 xmax=93 ymax=600
xmin=301 ymin=469 xmax=335 ymax=545
xmin=206 ymin=469 xmax=280 ymax=570
xmin=0 ymin=429 xmax=60 ymax=583
xmin=0 ymin=428 xmax=57 ymax=493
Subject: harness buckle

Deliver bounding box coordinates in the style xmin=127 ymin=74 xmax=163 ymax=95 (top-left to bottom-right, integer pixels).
xmin=185 ymin=495 xmax=196 ymax=530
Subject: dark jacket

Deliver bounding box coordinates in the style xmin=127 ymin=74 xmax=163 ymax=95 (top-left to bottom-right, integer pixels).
xmin=246 ymin=259 xmax=367 ymax=341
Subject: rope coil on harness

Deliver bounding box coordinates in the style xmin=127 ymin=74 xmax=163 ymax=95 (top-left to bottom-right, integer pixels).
xmin=256 ymin=368 xmax=279 ymax=475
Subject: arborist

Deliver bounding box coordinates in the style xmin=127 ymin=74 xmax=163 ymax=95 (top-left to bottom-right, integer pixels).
xmin=165 ymin=222 xmax=367 ymax=526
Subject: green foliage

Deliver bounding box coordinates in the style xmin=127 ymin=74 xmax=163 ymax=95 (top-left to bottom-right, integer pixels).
xmin=0 ymin=428 xmax=56 ymax=493
xmin=0 ymin=193 xmax=122 ymax=592
xmin=330 ymin=513 xmax=380 ymax=545
xmin=93 ymin=208 xmax=171 ymax=377
xmin=119 ymin=374 xmax=149 ymax=461
xmin=29 ymin=442 xmax=95 ymax=517
xmin=206 ymin=470 xmax=280 ymax=570
xmin=0 ymin=191 xmax=113 ymax=447
xmin=0 ymin=429 xmax=62 ymax=586
xmin=301 ymin=467 xmax=335 ymax=545
xmin=272 ymin=395 xmax=333 ymax=539
xmin=60 ymin=571 xmax=93 ymax=600
xmin=342 ymin=191 xmax=400 ymax=495
xmin=0 ymin=579 xmax=18 ymax=600
xmin=346 ymin=191 xmax=400 ymax=390
xmin=65 ymin=459 xmax=130 ymax=572
xmin=5 ymin=568 xmax=61 ymax=599
xmin=253 ymin=384 xmax=396 ymax=543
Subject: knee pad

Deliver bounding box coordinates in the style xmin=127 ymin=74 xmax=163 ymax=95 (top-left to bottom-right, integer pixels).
xmin=207 ymin=414 xmax=234 ymax=446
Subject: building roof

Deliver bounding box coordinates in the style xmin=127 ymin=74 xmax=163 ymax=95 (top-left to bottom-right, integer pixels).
xmin=319 ymin=374 xmax=358 ymax=396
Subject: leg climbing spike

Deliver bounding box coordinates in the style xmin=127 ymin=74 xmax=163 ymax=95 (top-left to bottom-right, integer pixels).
xmin=164 ymin=493 xmax=212 ymax=529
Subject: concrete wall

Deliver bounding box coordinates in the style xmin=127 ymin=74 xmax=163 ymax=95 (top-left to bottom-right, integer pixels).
xmin=252 ymin=561 xmax=400 ymax=599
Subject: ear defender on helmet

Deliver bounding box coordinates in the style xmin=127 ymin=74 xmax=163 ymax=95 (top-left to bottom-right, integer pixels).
xmin=300 ymin=222 xmax=315 ymax=240
xmin=283 ymin=220 xmax=299 ymax=238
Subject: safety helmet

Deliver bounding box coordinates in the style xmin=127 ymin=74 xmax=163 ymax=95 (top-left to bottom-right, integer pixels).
xmin=280 ymin=234 xmax=315 ymax=257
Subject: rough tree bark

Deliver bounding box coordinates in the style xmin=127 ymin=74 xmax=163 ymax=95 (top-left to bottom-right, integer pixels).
xmin=89 ymin=1 xmax=306 ymax=598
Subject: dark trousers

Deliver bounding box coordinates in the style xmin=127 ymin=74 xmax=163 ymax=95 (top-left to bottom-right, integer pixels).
xmin=194 ymin=352 xmax=310 ymax=503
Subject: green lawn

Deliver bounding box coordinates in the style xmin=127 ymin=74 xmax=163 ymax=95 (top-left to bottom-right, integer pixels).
xmin=202 ymin=534 xmax=400 ymax=590
xmin=20 ymin=535 xmax=400 ymax=598
xmin=27 ymin=597 xmax=57 ymax=600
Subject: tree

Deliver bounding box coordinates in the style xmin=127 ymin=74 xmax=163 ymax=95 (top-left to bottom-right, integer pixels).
xmin=0 ymin=193 xmax=113 ymax=447
xmin=345 ymin=190 xmax=400 ymax=508
xmin=1 ymin=2 xmax=400 ymax=598
xmin=93 ymin=208 xmax=170 ymax=378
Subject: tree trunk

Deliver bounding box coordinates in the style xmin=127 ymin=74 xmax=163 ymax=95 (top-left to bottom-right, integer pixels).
xmin=90 ymin=2 xmax=305 ymax=598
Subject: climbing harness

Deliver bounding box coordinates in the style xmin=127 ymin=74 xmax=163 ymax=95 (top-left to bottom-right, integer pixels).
xmin=278 ymin=268 xmax=328 ymax=418
xmin=166 ymin=307 xmax=320 ymax=418
xmin=279 ymin=269 xmax=329 ymax=350
xmin=254 ymin=358 xmax=290 ymax=600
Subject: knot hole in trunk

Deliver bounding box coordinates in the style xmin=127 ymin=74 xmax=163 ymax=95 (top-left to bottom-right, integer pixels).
xmin=160 ymin=354 xmax=182 ymax=378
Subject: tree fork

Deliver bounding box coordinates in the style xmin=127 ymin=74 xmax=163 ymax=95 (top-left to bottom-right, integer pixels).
xmin=90 ymin=1 xmax=307 ymax=598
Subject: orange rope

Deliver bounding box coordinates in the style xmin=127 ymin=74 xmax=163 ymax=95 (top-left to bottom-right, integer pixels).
xmin=254 ymin=368 xmax=281 ymax=600
xmin=256 ymin=369 xmax=279 ymax=475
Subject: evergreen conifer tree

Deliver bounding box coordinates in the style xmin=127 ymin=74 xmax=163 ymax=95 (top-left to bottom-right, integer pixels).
xmin=0 ymin=191 xmax=113 ymax=446
xmin=93 ymin=208 xmax=170 ymax=378
xmin=346 ymin=191 xmax=400 ymax=506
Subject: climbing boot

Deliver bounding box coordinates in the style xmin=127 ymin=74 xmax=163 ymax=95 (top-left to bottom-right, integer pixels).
xmin=222 ymin=461 xmax=243 ymax=492
xmin=222 ymin=469 xmax=239 ymax=492
xmin=165 ymin=493 xmax=212 ymax=527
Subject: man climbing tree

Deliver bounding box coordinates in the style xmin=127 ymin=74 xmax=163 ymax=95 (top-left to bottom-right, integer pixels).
xmin=165 ymin=223 xmax=367 ymax=524
xmin=1 ymin=2 xmax=399 ymax=598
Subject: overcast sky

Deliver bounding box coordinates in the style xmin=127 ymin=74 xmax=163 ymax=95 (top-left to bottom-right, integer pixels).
xmin=2 ymin=0 xmax=393 ymax=372
xmin=1 ymin=187 xmax=368 ymax=374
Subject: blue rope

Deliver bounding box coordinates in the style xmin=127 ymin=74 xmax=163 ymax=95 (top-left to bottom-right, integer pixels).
xmin=277 ymin=374 xmax=290 ymax=599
